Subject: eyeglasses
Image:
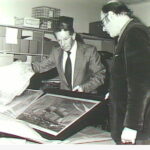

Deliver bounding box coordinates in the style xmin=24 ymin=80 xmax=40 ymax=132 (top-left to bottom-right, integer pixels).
xmin=100 ymin=14 xmax=108 ymax=27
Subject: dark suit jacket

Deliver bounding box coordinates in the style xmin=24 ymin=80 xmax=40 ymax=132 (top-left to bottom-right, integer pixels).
xmin=32 ymin=42 xmax=105 ymax=93
xmin=109 ymin=19 xmax=150 ymax=143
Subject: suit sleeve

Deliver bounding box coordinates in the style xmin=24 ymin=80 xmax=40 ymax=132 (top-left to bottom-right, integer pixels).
xmin=123 ymin=27 xmax=150 ymax=130
xmin=81 ymin=47 xmax=106 ymax=93
xmin=32 ymin=49 xmax=56 ymax=73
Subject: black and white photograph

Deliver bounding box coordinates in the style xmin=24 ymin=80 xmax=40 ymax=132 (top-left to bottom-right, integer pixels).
xmin=0 ymin=0 xmax=150 ymax=149
xmin=17 ymin=94 xmax=100 ymax=136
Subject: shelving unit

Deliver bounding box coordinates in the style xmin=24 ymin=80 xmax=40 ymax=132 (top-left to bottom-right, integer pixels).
xmin=0 ymin=24 xmax=55 ymax=62
xmin=79 ymin=33 xmax=115 ymax=54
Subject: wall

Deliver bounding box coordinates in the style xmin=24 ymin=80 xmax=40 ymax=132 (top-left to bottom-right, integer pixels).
xmin=0 ymin=0 xmax=103 ymax=33
xmin=129 ymin=1 xmax=150 ymax=26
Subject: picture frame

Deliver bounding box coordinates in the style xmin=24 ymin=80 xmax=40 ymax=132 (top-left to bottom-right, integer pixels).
xmin=17 ymin=93 xmax=102 ymax=140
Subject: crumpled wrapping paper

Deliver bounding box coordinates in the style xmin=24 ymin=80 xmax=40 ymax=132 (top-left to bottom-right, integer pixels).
xmin=0 ymin=61 xmax=34 ymax=105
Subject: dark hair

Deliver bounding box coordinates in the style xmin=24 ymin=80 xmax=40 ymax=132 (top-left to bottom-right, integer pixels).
xmin=53 ymin=22 xmax=74 ymax=35
xmin=102 ymin=1 xmax=133 ymax=17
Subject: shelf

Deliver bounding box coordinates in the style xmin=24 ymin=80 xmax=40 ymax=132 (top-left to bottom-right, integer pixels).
xmin=79 ymin=33 xmax=114 ymax=41
xmin=0 ymin=24 xmax=53 ymax=33
xmin=0 ymin=24 xmax=54 ymax=62
xmin=0 ymin=51 xmax=49 ymax=57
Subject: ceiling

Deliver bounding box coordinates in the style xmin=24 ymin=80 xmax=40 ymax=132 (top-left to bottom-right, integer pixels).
xmin=74 ymin=0 xmax=150 ymax=7
xmin=121 ymin=0 xmax=150 ymax=4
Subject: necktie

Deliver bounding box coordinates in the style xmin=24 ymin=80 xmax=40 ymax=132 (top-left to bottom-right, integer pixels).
xmin=65 ymin=51 xmax=72 ymax=89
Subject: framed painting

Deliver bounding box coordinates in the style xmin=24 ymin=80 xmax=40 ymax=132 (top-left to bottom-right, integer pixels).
xmin=17 ymin=93 xmax=102 ymax=140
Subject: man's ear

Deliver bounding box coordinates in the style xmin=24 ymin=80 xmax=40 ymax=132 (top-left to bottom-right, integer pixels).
xmin=72 ymin=33 xmax=76 ymax=40
xmin=108 ymin=11 xmax=116 ymax=20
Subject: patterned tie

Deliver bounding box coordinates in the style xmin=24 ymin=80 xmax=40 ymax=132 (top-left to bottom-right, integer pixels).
xmin=65 ymin=51 xmax=72 ymax=89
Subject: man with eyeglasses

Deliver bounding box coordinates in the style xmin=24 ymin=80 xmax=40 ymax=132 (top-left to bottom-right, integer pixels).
xmin=101 ymin=0 xmax=150 ymax=145
xmin=31 ymin=21 xmax=105 ymax=93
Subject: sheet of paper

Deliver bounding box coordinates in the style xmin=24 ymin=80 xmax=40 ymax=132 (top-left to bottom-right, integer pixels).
xmin=22 ymin=30 xmax=33 ymax=40
xmin=0 ymin=61 xmax=35 ymax=105
xmin=5 ymin=27 xmax=18 ymax=44
xmin=0 ymin=113 xmax=49 ymax=144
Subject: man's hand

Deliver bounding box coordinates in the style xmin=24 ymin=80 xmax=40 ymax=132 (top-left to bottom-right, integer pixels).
xmin=72 ymin=85 xmax=83 ymax=92
xmin=121 ymin=127 xmax=137 ymax=144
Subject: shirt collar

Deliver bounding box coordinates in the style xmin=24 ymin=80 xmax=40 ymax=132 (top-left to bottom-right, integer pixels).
xmin=118 ymin=18 xmax=133 ymax=41
xmin=65 ymin=40 xmax=77 ymax=54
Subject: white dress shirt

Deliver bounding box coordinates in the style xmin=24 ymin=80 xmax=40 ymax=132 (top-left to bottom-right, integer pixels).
xmin=62 ymin=41 xmax=77 ymax=87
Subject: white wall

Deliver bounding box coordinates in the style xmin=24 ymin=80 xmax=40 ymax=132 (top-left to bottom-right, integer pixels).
xmin=0 ymin=0 xmax=102 ymax=33
xmin=129 ymin=1 xmax=150 ymax=26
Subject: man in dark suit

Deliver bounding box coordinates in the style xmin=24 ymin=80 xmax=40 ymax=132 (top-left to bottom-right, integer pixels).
xmin=101 ymin=0 xmax=150 ymax=145
xmin=32 ymin=22 xmax=105 ymax=93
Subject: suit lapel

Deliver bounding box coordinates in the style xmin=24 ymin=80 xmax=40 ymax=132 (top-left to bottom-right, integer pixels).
xmin=115 ymin=20 xmax=135 ymax=54
xmin=73 ymin=43 xmax=84 ymax=86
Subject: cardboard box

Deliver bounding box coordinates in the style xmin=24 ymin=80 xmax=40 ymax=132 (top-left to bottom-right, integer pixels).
xmin=15 ymin=17 xmax=40 ymax=28
xmin=32 ymin=6 xmax=60 ymax=19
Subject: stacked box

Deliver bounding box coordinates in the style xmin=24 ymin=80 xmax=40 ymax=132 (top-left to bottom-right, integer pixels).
xmin=14 ymin=17 xmax=40 ymax=28
xmin=40 ymin=18 xmax=60 ymax=30
xmin=40 ymin=19 xmax=52 ymax=29
xmin=32 ymin=6 xmax=60 ymax=29
xmin=32 ymin=6 xmax=60 ymax=19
